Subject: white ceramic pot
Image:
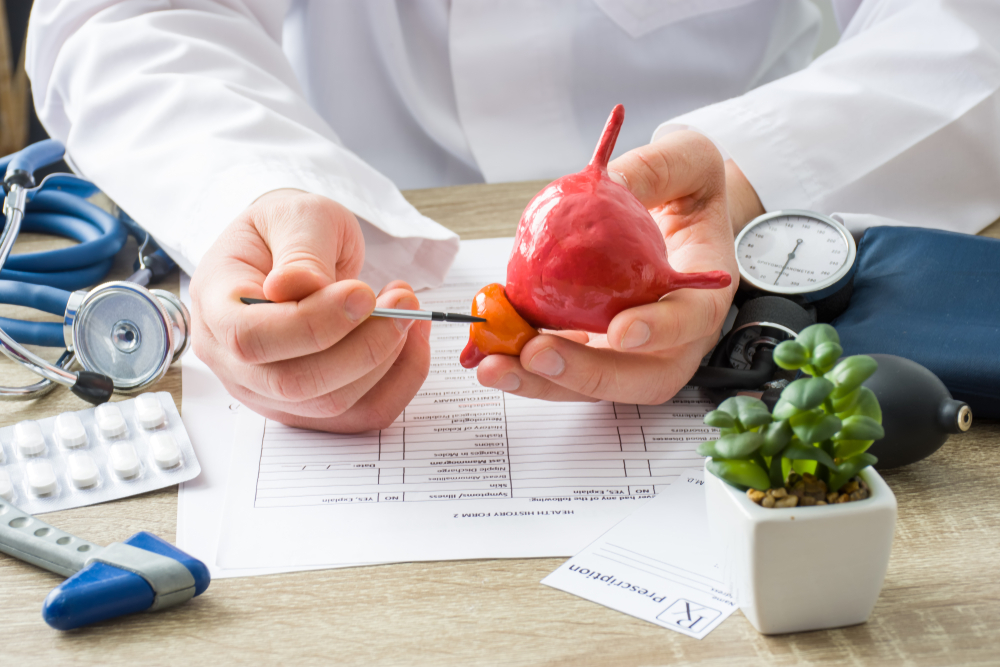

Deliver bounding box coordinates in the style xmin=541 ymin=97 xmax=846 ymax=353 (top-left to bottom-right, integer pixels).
xmin=704 ymin=464 xmax=897 ymax=635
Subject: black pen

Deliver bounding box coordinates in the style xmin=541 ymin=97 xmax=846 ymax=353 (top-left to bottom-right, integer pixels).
xmin=239 ymin=297 xmax=486 ymax=323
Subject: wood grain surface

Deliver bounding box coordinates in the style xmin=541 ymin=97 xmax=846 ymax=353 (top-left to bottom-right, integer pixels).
xmin=1 ymin=181 xmax=998 ymax=667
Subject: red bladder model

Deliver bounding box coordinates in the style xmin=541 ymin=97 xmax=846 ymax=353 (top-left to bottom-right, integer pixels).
xmin=460 ymin=104 xmax=731 ymax=369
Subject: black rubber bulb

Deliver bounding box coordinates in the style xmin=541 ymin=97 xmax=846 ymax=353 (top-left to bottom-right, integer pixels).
xmin=862 ymin=354 xmax=972 ymax=469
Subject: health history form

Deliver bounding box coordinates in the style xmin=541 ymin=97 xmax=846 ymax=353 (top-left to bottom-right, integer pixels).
xmin=255 ymin=395 xmax=712 ymax=507
xmin=217 ymin=238 xmax=715 ymax=569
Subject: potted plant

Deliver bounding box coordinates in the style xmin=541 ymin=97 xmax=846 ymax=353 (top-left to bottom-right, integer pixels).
xmin=700 ymin=324 xmax=897 ymax=635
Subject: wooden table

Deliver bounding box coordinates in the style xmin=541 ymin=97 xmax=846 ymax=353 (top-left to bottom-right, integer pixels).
xmin=2 ymin=181 xmax=999 ymax=667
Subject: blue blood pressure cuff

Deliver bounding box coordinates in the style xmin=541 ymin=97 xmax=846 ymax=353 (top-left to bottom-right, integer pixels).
xmin=832 ymin=226 xmax=1000 ymax=419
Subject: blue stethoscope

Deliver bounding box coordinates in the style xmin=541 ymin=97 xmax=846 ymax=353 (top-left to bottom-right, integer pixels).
xmin=0 ymin=140 xmax=190 ymax=405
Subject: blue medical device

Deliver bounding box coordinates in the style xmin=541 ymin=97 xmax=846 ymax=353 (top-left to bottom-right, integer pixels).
xmin=0 ymin=495 xmax=210 ymax=629
xmin=0 ymin=140 xmax=190 ymax=404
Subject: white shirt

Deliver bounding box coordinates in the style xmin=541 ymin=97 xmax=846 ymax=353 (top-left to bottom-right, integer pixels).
xmin=26 ymin=0 xmax=1000 ymax=290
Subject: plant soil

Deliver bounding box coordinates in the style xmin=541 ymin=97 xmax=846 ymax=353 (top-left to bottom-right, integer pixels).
xmin=746 ymin=472 xmax=870 ymax=508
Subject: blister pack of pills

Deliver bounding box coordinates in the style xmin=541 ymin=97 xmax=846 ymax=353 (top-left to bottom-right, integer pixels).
xmin=0 ymin=392 xmax=200 ymax=515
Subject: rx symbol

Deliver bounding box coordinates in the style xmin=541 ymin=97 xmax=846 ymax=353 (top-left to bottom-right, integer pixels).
xmin=659 ymin=599 xmax=721 ymax=632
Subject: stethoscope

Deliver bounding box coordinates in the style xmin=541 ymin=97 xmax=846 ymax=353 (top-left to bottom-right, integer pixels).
xmin=0 ymin=140 xmax=190 ymax=405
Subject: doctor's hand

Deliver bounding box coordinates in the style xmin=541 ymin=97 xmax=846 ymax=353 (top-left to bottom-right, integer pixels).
xmin=476 ymin=131 xmax=762 ymax=404
xmin=190 ymin=189 xmax=431 ymax=432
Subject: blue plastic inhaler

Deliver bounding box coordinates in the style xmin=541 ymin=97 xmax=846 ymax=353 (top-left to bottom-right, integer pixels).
xmin=0 ymin=496 xmax=209 ymax=629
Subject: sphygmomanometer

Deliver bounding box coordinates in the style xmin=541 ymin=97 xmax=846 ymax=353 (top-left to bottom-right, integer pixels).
xmin=693 ymin=210 xmax=858 ymax=392
xmin=0 ymin=139 xmax=190 ymax=405
xmin=691 ymin=208 xmax=1000 ymax=469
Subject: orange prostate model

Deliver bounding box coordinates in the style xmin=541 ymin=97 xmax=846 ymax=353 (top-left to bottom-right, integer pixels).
xmin=459 ymin=283 xmax=539 ymax=369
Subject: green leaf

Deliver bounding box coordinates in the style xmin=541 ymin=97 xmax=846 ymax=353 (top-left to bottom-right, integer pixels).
xmin=832 ymin=387 xmax=859 ymax=413
xmin=781 ymin=377 xmax=835 ymax=411
xmin=812 ymin=341 xmax=843 ymax=374
xmin=697 ymin=440 xmax=720 ymax=457
xmin=834 ymin=415 xmax=884 ymax=442
xmin=834 ymin=386 xmax=883 ymax=422
xmin=706 ymin=458 xmax=771 ymax=491
xmin=833 ymin=439 xmax=874 ymax=460
xmin=771 ymin=398 xmax=800 ymax=421
xmin=714 ymin=432 xmax=764 ymax=459
xmin=791 ymin=458 xmax=816 ymax=476
xmin=761 ymin=420 xmax=793 ymax=457
xmin=703 ymin=410 xmax=735 ymax=429
xmin=783 ymin=441 xmax=838 ymax=470
xmin=790 ymin=411 xmax=842 ymax=446
xmin=769 ymin=453 xmax=784 ymax=489
xmin=797 ymin=323 xmax=840 ymax=352
xmin=828 ymin=355 xmax=878 ymax=397
xmin=773 ymin=340 xmax=808 ymax=370
xmin=828 ymin=452 xmax=878 ymax=493
xmin=717 ymin=396 xmax=772 ymax=429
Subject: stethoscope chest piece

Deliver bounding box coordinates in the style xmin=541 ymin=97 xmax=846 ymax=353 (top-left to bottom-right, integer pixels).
xmin=65 ymin=282 xmax=189 ymax=393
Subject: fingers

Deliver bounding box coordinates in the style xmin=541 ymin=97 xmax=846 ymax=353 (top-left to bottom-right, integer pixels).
xmin=202 ymin=278 xmax=377 ymax=365
xmin=225 ymin=289 xmax=421 ymax=402
xmin=607 ymin=130 xmax=725 ymax=211
xmin=481 ymin=333 xmax=710 ymax=405
xmin=235 ymin=320 xmax=432 ymax=433
xmin=219 ymin=335 xmax=408 ymax=420
xmin=253 ymin=190 xmax=366 ymax=301
xmin=309 ymin=318 xmax=431 ymax=432
xmin=476 ymin=353 xmax=598 ymax=403
xmin=606 ymin=286 xmax=732 ymax=354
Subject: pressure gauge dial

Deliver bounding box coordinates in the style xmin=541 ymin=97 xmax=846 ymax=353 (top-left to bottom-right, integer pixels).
xmin=735 ymin=210 xmax=856 ymax=296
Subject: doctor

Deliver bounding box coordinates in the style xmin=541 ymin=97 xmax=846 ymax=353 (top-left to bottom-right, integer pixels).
xmin=26 ymin=1 xmax=1000 ymax=432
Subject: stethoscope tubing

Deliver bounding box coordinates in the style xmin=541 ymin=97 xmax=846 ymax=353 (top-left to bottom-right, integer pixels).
xmin=0 ymin=139 xmax=182 ymax=404
xmin=0 ymin=280 xmax=69 ymax=347
xmin=2 ymin=189 xmax=126 ymax=285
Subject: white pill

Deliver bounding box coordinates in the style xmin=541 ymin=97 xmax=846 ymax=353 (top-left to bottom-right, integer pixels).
xmin=14 ymin=421 xmax=45 ymax=456
xmin=55 ymin=413 xmax=88 ymax=448
xmin=0 ymin=469 xmax=13 ymax=501
xmin=26 ymin=459 xmax=57 ymax=496
xmin=68 ymin=452 xmax=100 ymax=488
xmin=95 ymin=403 xmax=127 ymax=439
xmin=149 ymin=433 xmax=181 ymax=469
xmin=109 ymin=442 xmax=141 ymax=479
xmin=135 ymin=394 xmax=165 ymax=429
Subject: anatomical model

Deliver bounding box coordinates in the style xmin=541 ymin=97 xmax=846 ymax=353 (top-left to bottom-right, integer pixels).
xmin=460 ymin=104 xmax=731 ymax=369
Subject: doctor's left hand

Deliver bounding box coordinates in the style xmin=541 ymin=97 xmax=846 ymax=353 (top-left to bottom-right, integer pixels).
xmin=190 ymin=189 xmax=431 ymax=432
xmin=476 ymin=131 xmax=759 ymax=404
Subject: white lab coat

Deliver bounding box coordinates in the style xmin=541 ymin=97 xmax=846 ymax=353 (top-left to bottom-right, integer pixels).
xmin=25 ymin=0 xmax=1000 ymax=291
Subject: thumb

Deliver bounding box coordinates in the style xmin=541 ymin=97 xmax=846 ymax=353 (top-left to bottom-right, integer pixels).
xmin=607 ymin=131 xmax=725 ymax=211
xmin=253 ymin=190 xmax=365 ymax=302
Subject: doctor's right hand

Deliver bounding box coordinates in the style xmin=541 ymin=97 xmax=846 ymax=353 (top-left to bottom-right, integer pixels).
xmin=189 ymin=189 xmax=432 ymax=433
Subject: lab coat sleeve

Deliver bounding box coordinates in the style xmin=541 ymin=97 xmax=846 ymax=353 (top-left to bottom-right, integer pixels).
xmin=653 ymin=0 xmax=1000 ymax=237
xmin=25 ymin=0 xmax=459 ymax=291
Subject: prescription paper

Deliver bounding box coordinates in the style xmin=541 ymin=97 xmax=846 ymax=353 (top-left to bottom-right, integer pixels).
xmin=542 ymin=469 xmax=737 ymax=640
xmin=216 ymin=238 xmax=716 ymax=570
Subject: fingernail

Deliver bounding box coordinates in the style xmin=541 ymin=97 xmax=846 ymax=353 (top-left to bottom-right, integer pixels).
xmin=621 ymin=320 xmax=651 ymax=350
xmin=493 ymin=374 xmax=521 ymax=392
xmin=345 ymin=288 xmax=375 ymax=322
xmin=608 ymin=170 xmax=629 ymax=189
xmin=528 ymin=348 xmax=565 ymax=377
xmin=395 ymin=297 xmax=419 ymax=333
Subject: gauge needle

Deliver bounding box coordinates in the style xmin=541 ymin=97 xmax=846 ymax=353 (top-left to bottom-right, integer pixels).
xmin=774 ymin=238 xmax=803 ymax=285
